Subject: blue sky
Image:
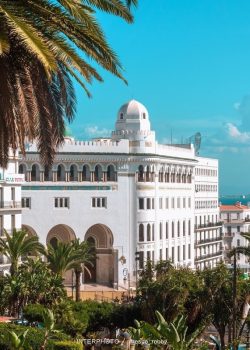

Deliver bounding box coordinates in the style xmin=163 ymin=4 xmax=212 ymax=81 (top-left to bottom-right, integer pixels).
xmin=69 ymin=0 xmax=250 ymax=195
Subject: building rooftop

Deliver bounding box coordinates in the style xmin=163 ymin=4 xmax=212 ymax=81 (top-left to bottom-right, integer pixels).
xmin=220 ymin=202 xmax=250 ymax=211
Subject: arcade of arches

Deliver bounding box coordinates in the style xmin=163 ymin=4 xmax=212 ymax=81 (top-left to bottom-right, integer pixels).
xmin=22 ymin=223 xmax=118 ymax=287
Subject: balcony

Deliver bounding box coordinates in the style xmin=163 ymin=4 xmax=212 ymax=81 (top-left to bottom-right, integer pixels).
xmin=195 ymin=250 xmax=223 ymax=262
xmin=195 ymin=236 xmax=223 ymax=246
xmin=195 ymin=222 xmax=223 ymax=231
xmin=0 ymin=201 xmax=21 ymax=210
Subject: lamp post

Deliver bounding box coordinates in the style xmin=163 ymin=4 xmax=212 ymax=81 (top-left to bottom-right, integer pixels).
xmin=135 ymin=251 xmax=140 ymax=291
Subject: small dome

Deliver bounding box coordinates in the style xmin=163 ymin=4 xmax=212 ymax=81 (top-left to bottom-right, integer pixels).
xmin=112 ymin=99 xmax=155 ymax=142
xmin=117 ymin=100 xmax=149 ymax=121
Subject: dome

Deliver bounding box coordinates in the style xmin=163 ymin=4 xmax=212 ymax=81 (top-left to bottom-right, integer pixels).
xmin=117 ymin=100 xmax=149 ymax=121
xmin=112 ymin=99 xmax=155 ymax=142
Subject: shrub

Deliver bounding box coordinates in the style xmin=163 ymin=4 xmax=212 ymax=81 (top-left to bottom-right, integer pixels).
xmin=0 ymin=323 xmax=69 ymax=350
xmin=53 ymin=341 xmax=83 ymax=350
xmin=23 ymin=303 xmax=45 ymax=322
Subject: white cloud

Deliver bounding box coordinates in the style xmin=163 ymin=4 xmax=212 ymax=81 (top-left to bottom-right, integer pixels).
xmin=226 ymin=123 xmax=250 ymax=143
xmin=83 ymin=125 xmax=111 ymax=138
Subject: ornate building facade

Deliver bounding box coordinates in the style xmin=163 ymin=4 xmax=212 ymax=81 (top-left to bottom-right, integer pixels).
xmin=18 ymin=100 xmax=221 ymax=288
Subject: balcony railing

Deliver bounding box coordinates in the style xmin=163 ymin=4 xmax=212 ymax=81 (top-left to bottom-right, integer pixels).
xmin=195 ymin=222 xmax=223 ymax=230
xmin=195 ymin=236 xmax=223 ymax=246
xmin=0 ymin=201 xmax=21 ymax=209
xmin=195 ymin=250 xmax=223 ymax=262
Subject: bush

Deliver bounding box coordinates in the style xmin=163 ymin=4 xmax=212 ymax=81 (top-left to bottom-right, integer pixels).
xmin=53 ymin=341 xmax=83 ymax=350
xmin=23 ymin=303 xmax=45 ymax=322
xmin=0 ymin=323 xmax=70 ymax=350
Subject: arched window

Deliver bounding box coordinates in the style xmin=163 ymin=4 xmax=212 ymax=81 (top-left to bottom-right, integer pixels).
xmin=138 ymin=165 xmax=144 ymax=182
xmin=82 ymin=165 xmax=90 ymax=181
xmin=57 ymin=164 xmax=66 ymax=181
xmin=44 ymin=165 xmax=52 ymax=181
xmin=147 ymin=224 xmax=151 ymax=241
xmin=165 ymin=172 xmax=170 ymax=182
xmin=19 ymin=164 xmax=27 ymax=181
xmin=107 ymin=165 xmax=116 ymax=181
xmin=94 ymin=165 xmax=103 ymax=182
xmin=146 ymin=166 xmax=151 ymax=182
xmin=152 ymin=224 xmax=155 ymax=241
xmin=139 ymin=224 xmax=144 ymax=242
xmin=31 ymin=164 xmax=39 ymax=181
xmin=70 ymin=165 xmax=78 ymax=181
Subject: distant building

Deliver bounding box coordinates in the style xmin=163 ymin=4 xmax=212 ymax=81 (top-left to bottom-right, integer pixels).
xmin=194 ymin=157 xmax=223 ymax=269
xmin=0 ymin=151 xmax=23 ymax=273
xmin=220 ymin=202 xmax=250 ymax=267
xmin=17 ymin=100 xmax=221 ymax=288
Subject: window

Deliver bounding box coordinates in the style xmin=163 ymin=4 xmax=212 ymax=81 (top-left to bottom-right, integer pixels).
xmin=166 ymin=198 xmax=169 ymax=209
xmin=166 ymin=222 xmax=169 ymax=239
xmin=177 ymin=221 xmax=180 ymax=237
xmin=147 ymin=251 xmax=151 ymax=260
xmin=139 ymin=224 xmax=144 ymax=242
xmin=152 ymin=198 xmax=155 ymax=209
xmin=152 ymin=224 xmax=155 ymax=241
xmin=183 ymin=198 xmax=186 ymax=208
xmin=172 ymin=247 xmax=175 ymax=263
xmin=166 ymin=248 xmax=169 ymax=259
xmin=91 ymin=197 xmax=107 ymax=208
xmin=183 ymin=245 xmax=186 ymax=260
xmin=139 ymin=198 xmax=144 ymax=210
xmin=55 ymin=197 xmax=69 ymax=208
xmin=177 ymin=198 xmax=180 ymax=208
xmin=147 ymin=224 xmax=151 ymax=241
xmin=139 ymin=251 xmax=144 ymax=269
xmin=159 ymin=222 xmax=162 ymax=240
xmin=147 ymin=198 xmax=151 ymax=209
xmin=159 ymin=197 xmax=163 ymax=209
xmin=177 ymin=246 xmax=180 ymax=262
xmin=183 ymin=221 xmax=186 ymax=236
xmin=159 ymin=249 xmax=162 ymax=260
xmin=22 ymin=197 xmax=31 ymax=208
xmin=237 ymin=226 xmax=240 ymax=233
xmin=188 ymin=197 xmax=191 ymax=208
xmin=171 ymin=198 xmax=175 ymax=209
xmin=172 ymin=221 xmax=175 ymax=238
xmin=188 ymin=220 xmax=191 ymax=235
xmin=188 ymin=244 xmax=191 ymax=259
xmin=11 ymin=187 xmax=15 ymax=201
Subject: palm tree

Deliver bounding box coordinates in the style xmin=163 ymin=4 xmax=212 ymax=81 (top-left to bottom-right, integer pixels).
xmin=71 ymin=239 xmax=94 ymax=302
xmin=0 ymin=0 xmax=137 ymax=167
xmin=45 ymin=241 xmax=83 ymax=276
xmin=229 ymin=232 xmax=250 ymax=259
xmin=45 ymin=239 xmax=94 ymax=301
xmin=0 ymin=229 xmax=44 ymax=276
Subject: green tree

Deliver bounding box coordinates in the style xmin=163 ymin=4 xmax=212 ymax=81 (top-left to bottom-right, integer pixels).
xmin=0 ymin=0 xmax=137 ymax=167
xmin=0 ymin=229 xmax=44 ymax=276
xmin=45 ymin=241 xmax=84 ymax=277
xmin=70 ymin=239 xmax=94 ymax=302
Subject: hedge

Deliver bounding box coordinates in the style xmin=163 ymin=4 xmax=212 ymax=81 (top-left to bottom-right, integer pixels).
xmin=53 ymin=341 xmax=83 ymax=350
xmin=0 ymin=323 xmax=70 ymax=350
xmin=23 ymin=303 xmax=45 ymax=322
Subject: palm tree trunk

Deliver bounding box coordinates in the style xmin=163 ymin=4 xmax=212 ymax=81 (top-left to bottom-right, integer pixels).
xmin=75 ymin=269 xmax=81 ymax=302
xmin=218 ymin=327 xmax=226 ymax=350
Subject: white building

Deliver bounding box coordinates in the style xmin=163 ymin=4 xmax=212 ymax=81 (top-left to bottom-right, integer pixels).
xmin=18 ymin=100 xmax=220 ymax=288
xmin=220 ymin=202 xmax=250 ymax=267
xmin=194 ymin=157 xmax=223 ymax=269
xmin=0 ymin=151 xmax=23 ymax=272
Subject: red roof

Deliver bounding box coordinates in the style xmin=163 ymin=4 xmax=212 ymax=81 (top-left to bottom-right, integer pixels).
xmin=220 ymin=203 xmax=249 ymax=211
